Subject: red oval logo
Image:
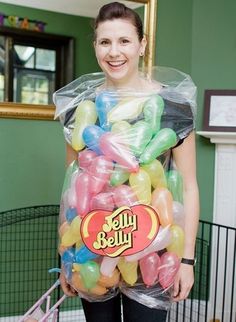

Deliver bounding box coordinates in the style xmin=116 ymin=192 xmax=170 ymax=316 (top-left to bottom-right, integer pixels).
xmin=81 ymin=204 xmax=160 ymax=257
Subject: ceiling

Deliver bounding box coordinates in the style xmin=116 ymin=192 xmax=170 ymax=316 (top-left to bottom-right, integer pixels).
xmin=0 ymin=0 xmax=143 ymax=18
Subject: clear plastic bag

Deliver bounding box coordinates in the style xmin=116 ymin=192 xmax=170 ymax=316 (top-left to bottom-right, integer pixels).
xmin=54 ymin=66 xmax=196 ymax=309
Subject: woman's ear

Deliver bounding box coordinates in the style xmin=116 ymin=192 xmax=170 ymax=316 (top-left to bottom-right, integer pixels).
xmin=140 ymin=36 xmax=147 ymax=56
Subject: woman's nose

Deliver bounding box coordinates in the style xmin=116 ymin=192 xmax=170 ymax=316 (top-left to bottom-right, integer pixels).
xmin=108 ymin=43 xmax=120 ymax=57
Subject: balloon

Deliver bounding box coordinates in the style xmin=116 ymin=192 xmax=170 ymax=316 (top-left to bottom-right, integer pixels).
xmin=65 ymin=207 xmax=77 ymax=223
xmin=140 ymin=252 xmax=161 ymax=286
xmin=113 ymin=185 xmax=138 ymax=208
xmin=118 ymin=257 xmax=138 ymax=286
xmin=59 ymin=222 xmax=70 ymax=237
xmin=125 ymin=226 xmax=171 ymax=262
xmin=159 ymin=252 xmax=180 ymax=289
xmin=143 ymin=94 xmax=164 ymax=134
xmin=61 ymin=228 xmax=81 ymax=247
xmin=151 ymin=187 xmax=173 ymax=227
xmin=78 ymin=150 xmax=97 ymax=169
xmin=141 ymin=159 xmax=167 ymax=189
xmin=71 ymin=100 xmax=97 ymax=151
xmin=71 ymin=271 xmax=87 ymax=292
xmin=62 ymin=161 xmax=78 ymax=194
xmin=107 ymin=97 xmax=146 ymax=123
xmin=75 ymin=245 xmax=99 ymax=264
xmin=166 ymin=224 xmax=185 ymax=258
xmin=90 ymin=191 xmax=115 ymax=211
xmin=128 ymin=121 xmax=152 ymax=157
xmin=100 ymin=256 xmax=120 ymax=277
xmin=80 ymin=261 xmax=100 ymax=289
xmin=70 ymin=216 xmax=82 ymax=235
xmin=89 ymin=155 xmax=113 ymax=194
xmin=82 ymin=125 xmax=105 ymax=154
xmin=67 ymin=187 xmax=77 ymax=208
xmin=75 ymin=171 xmax=92 ymax=217
xmin=129 ymin=168 xmax=152 ymax=204
xmin=98 ymin=269 xmax=120 ymax=288
xmin=89 ymin=284 xmax=108 ymax=295
xmin=173 ymin=201 xmax=185 ymax=228
xmin=110 ymin=164 xmax=130 ymax=186
xmin=111 ymin=120 xmax=131 ymax=137
xmin=99 ymin=132 xmax=139 ymax=172
xmin=95 ymin=91 xmax=117 ymax=130
xmin=139 ymin=128 xmax=177 ymax=164
xmin=166 ymin=169 xmax=183 ymax=203
xmin=61 ymin=247 xmax=75 ymax=264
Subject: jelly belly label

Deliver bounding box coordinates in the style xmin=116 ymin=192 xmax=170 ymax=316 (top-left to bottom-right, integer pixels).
xmin=80 ymin=205 xmax=159 ymax=257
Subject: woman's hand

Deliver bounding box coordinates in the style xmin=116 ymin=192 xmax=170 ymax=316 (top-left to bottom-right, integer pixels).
xmin=172 ymin=263 xmax=194 ymax=301
xmin=59 ymin=271 xmax=78 ymax=297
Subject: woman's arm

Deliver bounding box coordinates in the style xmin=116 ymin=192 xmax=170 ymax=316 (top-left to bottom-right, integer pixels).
xmin=172 ymin=131 xmax=200 ymax=301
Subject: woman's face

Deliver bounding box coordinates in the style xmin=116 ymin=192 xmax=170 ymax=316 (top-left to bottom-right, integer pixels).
xmin=94 ymin=18 xmax=146 ymax=87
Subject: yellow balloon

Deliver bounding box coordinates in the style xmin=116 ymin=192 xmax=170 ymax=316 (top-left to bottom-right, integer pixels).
xmin=129 ymin=168 xmax=152 ymax=204
xmin=89 ymin=284 xmax=108 ymax=295
xmin=70 ymin=216 xmax=81 ymax=235
xmin=141 ymin=159 xmax=167 ymax=189
xmin=71 ymin=272 xmax=87 ymax=292
xmin=167 ymin=224 xmax=185 ymax=258
xmin=72 ymin=100 xmax=97 ymax=151
xmin=61 ymin=228 xmax=80 ymax=247
xmin=107 ymin=97 xmax=146 ymax=123
xmin=118 ymin=257 xmax=138 ymax=286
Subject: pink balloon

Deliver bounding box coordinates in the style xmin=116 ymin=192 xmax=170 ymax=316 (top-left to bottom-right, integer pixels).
xmin=99 ymin=132 xmax=139 ymax=172
xmin=159 ymin=252 xmax=180 ymax=289
xmin=78 ymin=150 xmax=97 ymax=169
xmin=89 ymin=156 xmax=113 ymax=194
xmin=113 ymin=184 xmax=138 ymax=208
xmin=100 ymin=256 xmax=120 ymax=277
xmin=90 ymin=191 xmax=115 ymax=211
xmin=125 ymin=226 xmax=171 ymax=262
xmin=140 ymin=252 xmax=161 ymax=286
xmin=75 ymin=171 xmax=92 ymax=217
xmin=173 ymin=201 xmax=185 ymax=228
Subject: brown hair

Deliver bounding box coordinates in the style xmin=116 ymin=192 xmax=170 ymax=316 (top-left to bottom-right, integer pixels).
xmin=94 ymin=2 xmax=144 ymax=41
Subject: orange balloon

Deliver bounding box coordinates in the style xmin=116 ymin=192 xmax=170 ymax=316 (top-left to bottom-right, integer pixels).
xmin=89 ymin=284 xmax=108 ymax=295
xmin=59 ymin=222 xmax=70 ymax=237
xmin=151 ymin=188 xmax=173 ymax=227
xmin=98 ymin=269 xmax=120 ymax=288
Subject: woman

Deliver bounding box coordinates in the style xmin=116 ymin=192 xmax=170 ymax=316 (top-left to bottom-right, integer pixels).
xmin=55 ymin=2 xmax=199 ymax=322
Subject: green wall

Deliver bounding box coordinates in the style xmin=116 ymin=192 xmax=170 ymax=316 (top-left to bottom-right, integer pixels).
xmin=0 ymin=3 xmax=98 ymax=211
xmin=157 ymin=0 xmax=236 ymax=221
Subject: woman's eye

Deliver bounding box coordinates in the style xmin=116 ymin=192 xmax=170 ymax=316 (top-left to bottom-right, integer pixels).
xmin=100 ymin=40 xmax=109 ymax=45
xmin=121 ymin=39 xmax=130 ymax=44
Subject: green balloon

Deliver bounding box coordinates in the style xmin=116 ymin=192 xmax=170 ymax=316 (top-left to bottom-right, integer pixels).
xmin=110 ymin=164 xmax=130 ymax=186
xmin=139 ymin=128 xmax=177 ymax=164
xmin=166 ymin=169 xmax=183 ymax=203
xmin=129 ymin=121 xmax=152 ymax=157
xmin=62 ymin=160 xmax=78 ymax=195
xmin=143 ymin=95 xmax=164 ymax=134
xmin=80 ymin=261 xmax=100 ymax=289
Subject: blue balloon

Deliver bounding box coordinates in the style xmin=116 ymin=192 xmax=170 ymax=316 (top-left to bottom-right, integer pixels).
xmin=65 ymin=207 xmax=77 ymax=223
xmin=82 ymin=125 xmax=105 ymax=155
xmin=95 ymin=91 xmax=117 ymax=131
xmin=62 ymin=247 xmax=75 ymax=264
xmin=75 ymin=245 xmax=99 ymax=264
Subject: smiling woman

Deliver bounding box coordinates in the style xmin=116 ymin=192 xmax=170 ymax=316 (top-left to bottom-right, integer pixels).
xmin=0 ymin=0 xmax=157 ymax=120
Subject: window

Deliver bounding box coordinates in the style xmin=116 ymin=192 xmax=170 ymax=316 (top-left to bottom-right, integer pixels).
xmin=0 ymin=26 xmax=74 ymax=105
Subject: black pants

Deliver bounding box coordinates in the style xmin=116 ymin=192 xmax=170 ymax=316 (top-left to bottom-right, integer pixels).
xmin=81 ymin=294 xmax=167 ymax=322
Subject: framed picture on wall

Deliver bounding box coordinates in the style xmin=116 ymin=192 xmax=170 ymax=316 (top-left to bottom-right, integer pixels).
xmin=203 ymin=89 xmax=236 ymax=132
